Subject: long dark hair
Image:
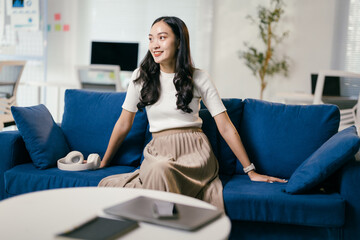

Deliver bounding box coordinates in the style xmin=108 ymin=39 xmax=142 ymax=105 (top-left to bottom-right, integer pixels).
xmin=134 ymin=16 xmax=195 ymax=113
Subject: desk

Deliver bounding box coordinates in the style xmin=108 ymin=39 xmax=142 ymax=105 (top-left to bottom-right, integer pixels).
xmin=0 ymin=83 xmax=15 ymax=86
xmin=0 ymin=187 xmax=231 ymax=240
xmin=276 ymin=92 xmax=357 ymax=109
xmin=81 ymin=82 xmax=117 ymax=92
xmin=275 ymin=92 xmax=314 ymax=104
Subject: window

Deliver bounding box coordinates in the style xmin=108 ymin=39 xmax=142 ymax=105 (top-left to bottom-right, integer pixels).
xmin=334 ymin=0 xmax=360 ymax=98
xmin=345 ymin=0 xmax=360 ymax=73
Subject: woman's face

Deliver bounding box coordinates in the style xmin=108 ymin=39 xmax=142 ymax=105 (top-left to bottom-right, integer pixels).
xmin=149 ymin=20 xmax=178 ymax=72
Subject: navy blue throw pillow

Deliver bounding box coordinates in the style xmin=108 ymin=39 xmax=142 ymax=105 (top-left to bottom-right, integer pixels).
xmin=285 ymin=126 xmax=360 ymax=194
xmin=11 ymin=104 xmax=70 ymax=169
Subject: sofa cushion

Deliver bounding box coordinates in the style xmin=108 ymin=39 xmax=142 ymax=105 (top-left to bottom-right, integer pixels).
xmin=285 ymin=125 xmax=360 ymax=194
xmin=61 ymin=90 xmax=148 ymax=167
xmin=230 ymin=219 xmax=342 ymax=240
xmin=11 ymin=104 xmax=70 ymax=169
xmin=0 ymin=131 xmax=31 ymax=199
xmin=200 ymin=99 xmax=244 ymax=176
xmin=223 ymin=175 xmax=345 ymax=227
xmin=238 ymin=99 xmax=340 ymax=178
xmin=4 ymin=163 xmax=136 ymax=196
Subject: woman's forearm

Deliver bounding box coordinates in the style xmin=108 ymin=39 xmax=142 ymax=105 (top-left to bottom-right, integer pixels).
xmin=214 ymin=112 xmax=252 ymax=169
xmin=101 ymin=110 xmax=136 ymax=167
xmin=101 ymin=124 xmax=127 ymax=166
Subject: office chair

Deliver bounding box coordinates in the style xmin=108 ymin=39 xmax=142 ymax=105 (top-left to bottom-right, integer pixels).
xmin=313 ymin=70 xmax=360 ymax=131
xmin=0 ymin=61 xmax=26 ymax=130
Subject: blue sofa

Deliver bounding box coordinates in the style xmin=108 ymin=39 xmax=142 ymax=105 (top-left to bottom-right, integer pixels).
xmin=1 ymin=89 xmax=360 ymax=240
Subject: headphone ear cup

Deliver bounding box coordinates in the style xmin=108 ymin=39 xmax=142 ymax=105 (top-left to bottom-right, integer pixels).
xmin=87 ymin=153 xmax=101 ymax=169
xmin=65 ymin=151 xmax=84 ymax=164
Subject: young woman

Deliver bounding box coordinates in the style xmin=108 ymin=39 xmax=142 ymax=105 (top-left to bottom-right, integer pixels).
xmin=98 ymin=16 xmax=286 ymax=210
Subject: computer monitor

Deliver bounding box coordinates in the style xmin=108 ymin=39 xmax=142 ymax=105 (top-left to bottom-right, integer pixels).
xmin=90 ymin=42 xmax=139 ymax=71
xmin=311 ymin=74 xmax=340 ymax=96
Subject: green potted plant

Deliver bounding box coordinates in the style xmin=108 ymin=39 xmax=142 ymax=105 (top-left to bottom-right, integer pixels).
xmin=239 ymin=0 xmax=290 ymax=100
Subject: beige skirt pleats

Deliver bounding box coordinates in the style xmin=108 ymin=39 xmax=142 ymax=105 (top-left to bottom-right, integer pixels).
xmin=98 ymin=128 xmax=224 ymax=210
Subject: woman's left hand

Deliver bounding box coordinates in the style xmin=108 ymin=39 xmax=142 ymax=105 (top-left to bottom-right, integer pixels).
xmin=247 ymin=171 xmax=288 ymax=183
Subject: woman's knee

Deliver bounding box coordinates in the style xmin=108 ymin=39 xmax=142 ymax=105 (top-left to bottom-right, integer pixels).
xmin=140 ymin=160 xmax=174 ymax=183
xmin=150 ymin=160 xmax=174 ymax=176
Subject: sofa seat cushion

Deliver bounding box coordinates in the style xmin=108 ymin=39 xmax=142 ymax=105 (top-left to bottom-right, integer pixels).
xmin=223 ymin=175 xmax=345 ymax=227
xmin=61 ymin=90 xmax=148 ymax=167
xmin=4 ymin=163 xmax=136 ymax=196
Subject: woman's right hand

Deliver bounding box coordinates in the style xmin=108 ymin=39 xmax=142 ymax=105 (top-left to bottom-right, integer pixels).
xmin=99 ymin=160 xmax=109 ymax=169
xmin=248 ymin=171 xmax=287 ymax=183
xmin=98 ymin=109 xmax=136 ymax=170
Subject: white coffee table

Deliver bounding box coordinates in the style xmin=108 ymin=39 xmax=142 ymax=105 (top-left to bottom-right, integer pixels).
xmin=0 ymin=187 xmax=231 ymax=240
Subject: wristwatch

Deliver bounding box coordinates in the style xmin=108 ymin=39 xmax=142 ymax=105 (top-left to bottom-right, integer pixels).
xmin=243 ymin=163 xmax=256 ymax=173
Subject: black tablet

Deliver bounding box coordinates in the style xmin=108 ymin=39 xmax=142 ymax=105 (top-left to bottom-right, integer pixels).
xmin=56 ymin=216 xmax=138 ymax=240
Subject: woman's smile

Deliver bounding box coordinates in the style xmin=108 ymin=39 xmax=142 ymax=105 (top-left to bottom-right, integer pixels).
xmin=153 ymin=51 xmax=163 ymax=57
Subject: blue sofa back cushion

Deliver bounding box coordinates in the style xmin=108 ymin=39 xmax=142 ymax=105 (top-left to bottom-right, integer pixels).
xmin=238 ymin=99 xmax=340 ymax=178
xmin=11 ymin=104 xmax=70 ymax=169
xmin=285 ymin=125 xmax=360 ymax=194
xmin=200 ymin=99 xmax=244 ymax=176
xmin=61 ymin=90 xmax=148 ymax=167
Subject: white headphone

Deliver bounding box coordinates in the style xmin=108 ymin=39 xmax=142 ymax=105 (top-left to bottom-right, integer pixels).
xmin=57 ymin=151 xmax=101 ymax=171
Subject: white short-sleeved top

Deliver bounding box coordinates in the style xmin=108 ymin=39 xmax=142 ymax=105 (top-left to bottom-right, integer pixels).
xmin=122 ymin=68 xmax=226 ymax=132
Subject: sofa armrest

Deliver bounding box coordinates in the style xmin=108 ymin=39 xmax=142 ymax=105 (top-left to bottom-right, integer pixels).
xmin=339 ymin=159 xmax=360 ymax=240
xmin=0 ymin=131 xmax=31 ymax=199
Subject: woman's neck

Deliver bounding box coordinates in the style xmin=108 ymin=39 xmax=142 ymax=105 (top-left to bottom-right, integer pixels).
xmin=160 ymin=62 xmax=176 ymax=73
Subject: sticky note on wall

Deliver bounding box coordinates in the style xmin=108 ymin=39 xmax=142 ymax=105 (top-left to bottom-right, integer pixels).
xmin=63 ymin=24 xmax=70 ymax=32
xmin=54 ymin=24 xmax=61 ymax=31
xmin=55 ymin=13 xmax=61 ymax=21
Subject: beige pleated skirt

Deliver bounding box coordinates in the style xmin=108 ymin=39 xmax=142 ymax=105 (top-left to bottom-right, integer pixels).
xmin=98 ymin=127 xmax=224 ymax=210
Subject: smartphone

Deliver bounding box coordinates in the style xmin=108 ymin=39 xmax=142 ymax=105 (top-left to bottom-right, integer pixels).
xmin=152 ymin=201 xmax=179 ymax=219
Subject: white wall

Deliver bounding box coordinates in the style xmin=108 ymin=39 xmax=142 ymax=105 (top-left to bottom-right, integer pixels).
xmin=47 ymin=0 xmax=214 ymax=82
xmin=211 ymin=0 xmax=337 ymax=100
xmin=47 ymin=0 xmax=79 ymax=85
xmin=46 ymin=0 xmax=339 ymax=107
